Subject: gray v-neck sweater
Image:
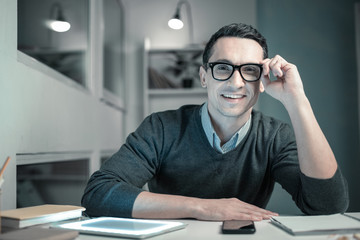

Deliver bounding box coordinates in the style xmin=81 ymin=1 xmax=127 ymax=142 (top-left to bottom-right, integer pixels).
xmin=82 ymin=105 xmax=348 ymax=218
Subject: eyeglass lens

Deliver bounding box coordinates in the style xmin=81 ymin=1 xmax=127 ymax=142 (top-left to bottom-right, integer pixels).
xmin=212 ymin=63 xmax=261 ymax=81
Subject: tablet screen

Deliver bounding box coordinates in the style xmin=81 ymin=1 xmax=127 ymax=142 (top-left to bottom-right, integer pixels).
xmin=82 ymin=218 xmax=165 ymax=231
xmin=52 ymin=217 xmax=187 ymax=239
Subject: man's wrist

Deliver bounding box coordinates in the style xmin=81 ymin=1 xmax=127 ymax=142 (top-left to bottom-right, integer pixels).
xmin=281 ymin=91 xmax=309 ymax=114
xmin=185 ymin=197 xmax=206 ymax=220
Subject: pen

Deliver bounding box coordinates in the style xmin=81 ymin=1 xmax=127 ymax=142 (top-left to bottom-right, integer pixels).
xmin=0 ymin=156 xmax=11 ymax=177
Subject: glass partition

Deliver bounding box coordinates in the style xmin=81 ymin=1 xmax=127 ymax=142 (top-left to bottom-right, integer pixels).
xmin=18 ymin=0 xmax=89 ymax=87
xmin=17 ymin=159 xmax=89 ymax=207
xmin=101 ymin=0 xmax=125 ymax=108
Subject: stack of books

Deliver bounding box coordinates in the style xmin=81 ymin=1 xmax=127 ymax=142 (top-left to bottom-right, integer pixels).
xmin=1 ymin=204 xmax=85 ymax=229
xmin=0 ymin=227 xmax=79 ymax=240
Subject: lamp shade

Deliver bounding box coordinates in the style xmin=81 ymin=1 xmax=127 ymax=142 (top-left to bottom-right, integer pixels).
xmin=48 ymin=20 xmax=71 ymax=32
xmin=167 ymin=0 xmax=194 ymax=44
xmin=168 ymin=18 xmax=184 ymax=30
xmin=47 ymin=3 xmax=71 ymax=32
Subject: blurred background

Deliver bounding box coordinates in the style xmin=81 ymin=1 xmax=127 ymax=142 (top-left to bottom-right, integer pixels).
xmin=0 ymin=0 xmax=359 ymax=215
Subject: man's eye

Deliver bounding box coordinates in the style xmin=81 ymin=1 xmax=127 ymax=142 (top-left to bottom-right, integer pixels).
xmin=242 ymin=66 xmax=257 ymax=72
xmin=215 ymin=64 xmax=232 ymax=71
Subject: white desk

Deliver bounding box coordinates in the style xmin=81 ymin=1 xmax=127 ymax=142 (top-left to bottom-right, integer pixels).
xmin=75 ymin=213 xmax=360 ymax=240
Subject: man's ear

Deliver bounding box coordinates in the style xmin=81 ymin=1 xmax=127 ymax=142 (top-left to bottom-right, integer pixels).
xmin=259 ymin=80 xmax=265 ymax=93
xmin=199 ymin=66 xmax=207 ymax=88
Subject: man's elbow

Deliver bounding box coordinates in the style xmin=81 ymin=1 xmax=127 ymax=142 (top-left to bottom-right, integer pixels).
xmin=300 ymin=194 xmax=349 ymax=215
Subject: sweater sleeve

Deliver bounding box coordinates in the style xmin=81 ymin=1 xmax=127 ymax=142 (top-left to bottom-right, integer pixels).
xmin=81 ymin=113 xmax=164 ymax=218
xmin=271 ymin=123 xmax=349 ymax=215
xmin=297 ymin=169 xmax=349 ymax=214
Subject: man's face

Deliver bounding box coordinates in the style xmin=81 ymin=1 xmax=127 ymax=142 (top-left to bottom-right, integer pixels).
xmin=199 ymin=37 xmax=264 ymax=123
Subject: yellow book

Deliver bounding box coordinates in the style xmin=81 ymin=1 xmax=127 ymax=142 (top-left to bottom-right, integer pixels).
xmin=1 ymin=204 xmax=85 ymax=229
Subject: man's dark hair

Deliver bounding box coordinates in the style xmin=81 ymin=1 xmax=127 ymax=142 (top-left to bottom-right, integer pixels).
xmin=202 ymin=23 xmax=268 ymax=66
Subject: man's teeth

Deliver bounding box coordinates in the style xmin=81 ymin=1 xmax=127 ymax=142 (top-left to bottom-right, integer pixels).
xmin=222 ymin=94 xmax=244 ymax=99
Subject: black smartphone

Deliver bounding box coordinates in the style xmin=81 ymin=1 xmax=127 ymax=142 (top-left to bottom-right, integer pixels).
xmin=221 ymin=220 xmax=256 ymax=234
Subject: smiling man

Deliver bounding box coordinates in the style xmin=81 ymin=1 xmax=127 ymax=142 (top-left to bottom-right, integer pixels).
xmin=82 ymin=23 xmax=349 ymax=221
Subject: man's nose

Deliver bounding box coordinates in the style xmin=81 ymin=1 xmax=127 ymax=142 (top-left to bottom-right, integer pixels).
xmin=228 ymin=68 xmax=245 ymax=88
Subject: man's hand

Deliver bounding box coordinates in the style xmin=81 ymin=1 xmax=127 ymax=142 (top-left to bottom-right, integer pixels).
xmin=260 ymin=55 xmax=306 ymax=108
xmin=194 ymin=197 xmax=278 ymax=221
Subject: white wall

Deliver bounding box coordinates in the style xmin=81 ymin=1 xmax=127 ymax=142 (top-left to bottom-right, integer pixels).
xmin=122 ymin=0 xmax=257 ymax=135
xmin=0 ymin=0 xmax=124 ymax=210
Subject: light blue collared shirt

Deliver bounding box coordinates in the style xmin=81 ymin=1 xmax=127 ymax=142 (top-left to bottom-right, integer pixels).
xmin=200 ymin=102 xmax=251 ymax=154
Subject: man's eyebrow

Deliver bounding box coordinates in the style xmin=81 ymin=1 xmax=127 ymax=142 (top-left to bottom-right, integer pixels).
xmin=212 ymin=59 xmax=232 ymax=64
xmin=211 ymin=59 xmax=262 ymax=65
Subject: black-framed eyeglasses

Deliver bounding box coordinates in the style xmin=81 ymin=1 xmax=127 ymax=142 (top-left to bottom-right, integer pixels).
xmin=206 ymin=62 xmax=263 ymax=82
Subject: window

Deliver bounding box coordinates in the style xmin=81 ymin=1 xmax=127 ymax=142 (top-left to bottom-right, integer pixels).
xmin=17 ymin=0 xmax=89 ymax=87
xmin=101 ymin=0 xmax=125 ymax=109
xmin=17 ymin=159 xmax=89 ymax=208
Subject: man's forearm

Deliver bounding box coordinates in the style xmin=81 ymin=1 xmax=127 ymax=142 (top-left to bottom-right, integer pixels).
xmin=284 ymin=94 xmax=338 ymax=179
xmin=261 ymin=56 xmax=338 ymax=179
xmin=132 ymin=191 xmax=200 ymax=219
xmin=132 ymin=191 xmax=277 ymax=221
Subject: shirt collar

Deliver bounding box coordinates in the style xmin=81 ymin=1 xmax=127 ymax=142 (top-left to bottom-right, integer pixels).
xmin=200 ymin=102 xmax=252 ymax=154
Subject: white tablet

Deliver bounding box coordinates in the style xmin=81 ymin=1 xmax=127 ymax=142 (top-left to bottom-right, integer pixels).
xmin=51 ymin=217 xmax=187 ymax=239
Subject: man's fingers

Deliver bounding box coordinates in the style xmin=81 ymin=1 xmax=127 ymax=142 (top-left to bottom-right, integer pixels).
xmin=261 ymin=58 xmax=271 ymax=77
xmin=198 ymin=198 xmax=278 ymax=221
xmin=261 ymin=55 xmax=288 ymax=78
xmin=236 ymin=201 xmax=278 ymax=221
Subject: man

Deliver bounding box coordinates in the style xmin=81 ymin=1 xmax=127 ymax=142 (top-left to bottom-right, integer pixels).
xmin=82 ymin=23 xmax=348 ymax=221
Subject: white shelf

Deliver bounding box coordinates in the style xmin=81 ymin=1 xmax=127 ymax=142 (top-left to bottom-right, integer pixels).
xmin=149 ymin=47 xmax=203 ymax=54
xmin=143 ymin=39 xmax=207 ymax=117
xmin=20 ymin=48 xmax=86 ymax=55
xmin=17 ymin=174 xmax=87 ymax=182
xmin=16 ymin=151 xmax=92 ymax=165
xmin=148 ymin=88 xmax=207 ymax=96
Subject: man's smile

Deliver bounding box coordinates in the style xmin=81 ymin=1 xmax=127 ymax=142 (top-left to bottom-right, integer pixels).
xmin=221 ymin=93 xmax=246 ymax=100
xmin=221 ymin=93 xmax=246 ymax=102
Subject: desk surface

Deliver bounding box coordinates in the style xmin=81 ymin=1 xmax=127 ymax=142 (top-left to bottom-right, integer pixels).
xmin=75 ymin=213 xmax=360 ymax=240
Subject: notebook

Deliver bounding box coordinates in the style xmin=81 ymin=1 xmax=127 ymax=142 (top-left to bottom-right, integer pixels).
xmin=271 ymin=213 xmax=360 ymax=236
